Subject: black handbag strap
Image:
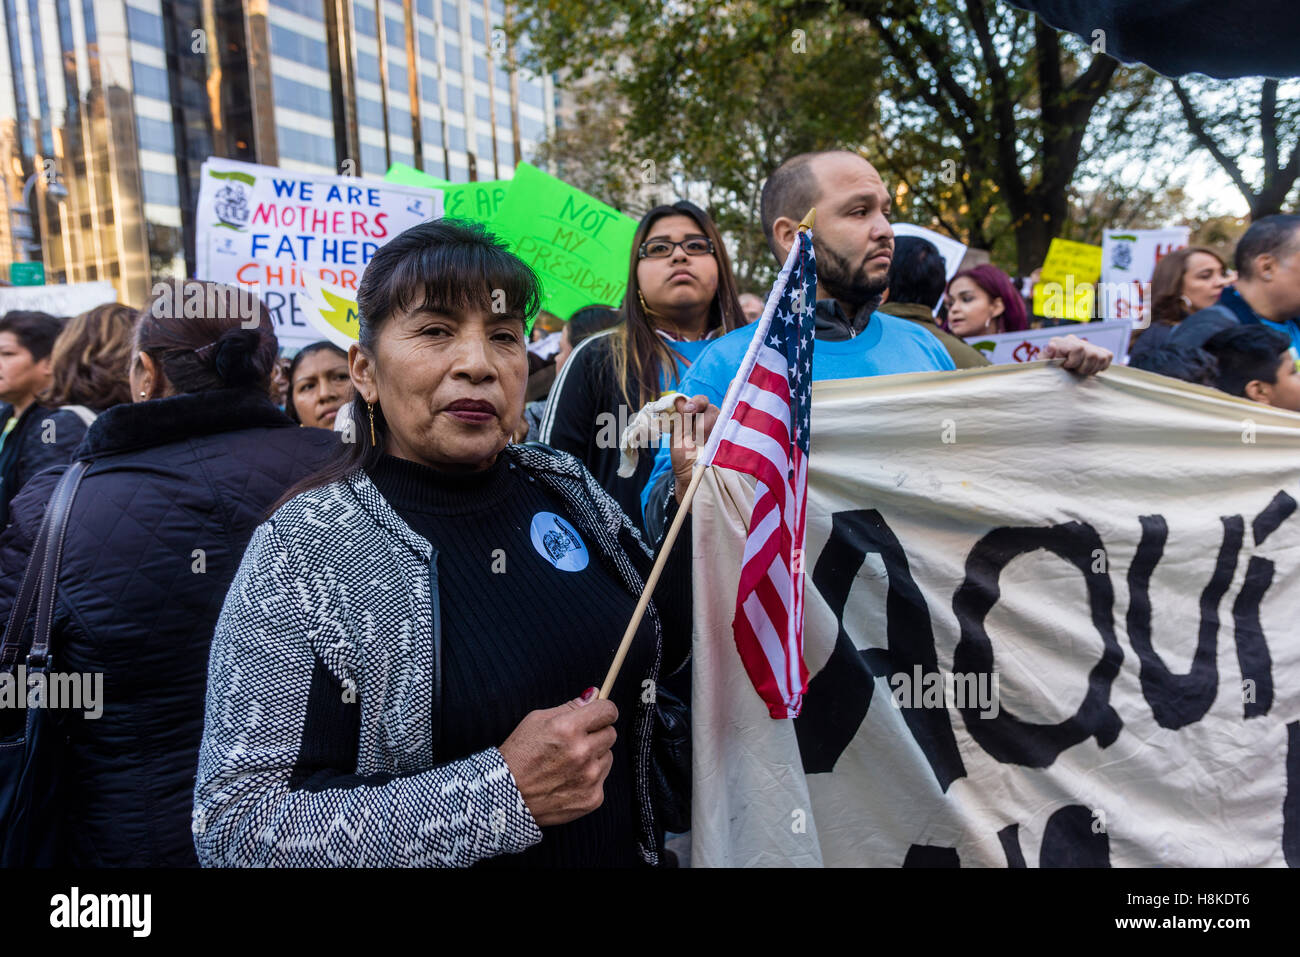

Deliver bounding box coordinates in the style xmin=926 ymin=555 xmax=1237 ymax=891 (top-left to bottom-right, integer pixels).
xmin=0 ymin=482 xmax=60 ymax=668
xmin=0 ymin=462 xmax=89 ymax=671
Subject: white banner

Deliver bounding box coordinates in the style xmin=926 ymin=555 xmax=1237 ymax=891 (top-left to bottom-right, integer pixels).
xmin=965 ymin=319 xmax=1132 ymax=365
xmin=0 ymin=281 xmax=118 ymax=317
xmin=195 ymin=158 xmax=440 ymax=352
xmin=1101 ymin=228 xmax=1190 ymax=325
xmin=691 ymin=363 xmax=1300 ymax=867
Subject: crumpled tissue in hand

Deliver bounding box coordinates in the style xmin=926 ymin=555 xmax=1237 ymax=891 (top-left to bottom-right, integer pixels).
xmin=617 ymin=392 xmax=688 ymax=478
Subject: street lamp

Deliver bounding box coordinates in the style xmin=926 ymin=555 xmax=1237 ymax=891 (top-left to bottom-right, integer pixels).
xmin=13 ymin=171 xmax=68 ymax=258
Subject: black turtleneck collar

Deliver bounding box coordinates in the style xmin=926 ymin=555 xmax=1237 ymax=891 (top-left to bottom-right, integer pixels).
xmin=76 ymin=389 xmax=292 ymax=460
xmin=366 ymin=450 xmax=517 ymax=516
xmin=814 ymin=297 xmax=881 ymax=342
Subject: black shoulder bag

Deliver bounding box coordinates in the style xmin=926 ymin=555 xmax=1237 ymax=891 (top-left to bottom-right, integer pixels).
xmin=0 ymin=461 xmax=89 ymax=866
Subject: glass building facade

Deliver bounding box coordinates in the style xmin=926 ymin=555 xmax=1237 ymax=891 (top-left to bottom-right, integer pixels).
xmin=0 ymin=0 xmax=555 ymax=304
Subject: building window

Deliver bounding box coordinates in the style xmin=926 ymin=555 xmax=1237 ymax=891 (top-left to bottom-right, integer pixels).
xmin=141 ymin=170 xmax=180 ymax=207
xmin=446 ymin=124 xmax=466 ymax=151
xmin=357 ymin=51 xmax=381 ymax=83
xmin=475 ymin=96 xmax=491 ymax=122
xmin=420 ymin=75 xmax=440 ymax=104
xmin=362 ymin=144 xmax=387 ymax=175
xmin=417 ymin=0 xmax=434 ymax=18
xmin=388 ymin=107 xmax=412 ymax=139
xmin=385 ymin=17 xmax=405 ymax=44
xmin=445 ymin=83 xmax=464 ymax=114
xmin=273 ymin=74 xmax=334 ymax=116
xmin=125 ymin=6 xmax=165 ymax=47
xmin=278 ymin=129 xmax=337 ymax=167
xmin=131 ymin=62 xmax=170 ymax=101
xmin=473 ymin=56 xmax=488 ymax=83
xmin=520 ymin=115 xmax=545 ymax=142
xmin=444 ymin=41 xmax=462 ymax=73
xmin=520 ymin=81 xmax=544 ymax=110
xmin=471 ymin=16 xmax=485 ymax=43
xmin=477 ymin=134 xmax=493 ymax=159
xmin=354 ymin=6 xmax=377 ymax=36
xmin=269 ymin=25 xmax=329 ymax=66
xmin=136 ymin=116 xmax=177 ymax=153
xmin=442 ymin=1 xmax=459 ymax=28
xmin=357 ymin=97 xmax=385 ymax=128
xmin=419 ymin=31 xmax=437 ymax=60
xmin=274 ymin=0 xmax=327 ymax=17
xmin=389 ymin=63 xmax=408 ymax=93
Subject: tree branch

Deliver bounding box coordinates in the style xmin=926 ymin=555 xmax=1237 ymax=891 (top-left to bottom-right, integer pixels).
xmin=1171 ymin=78 xmax=1254 ymax=202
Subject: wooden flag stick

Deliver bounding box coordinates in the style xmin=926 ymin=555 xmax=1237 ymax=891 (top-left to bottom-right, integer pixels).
xmin=599 ymin=464 xmax=707 ymax=699
xmin=598 ymin=206 xmax=816 ymax=700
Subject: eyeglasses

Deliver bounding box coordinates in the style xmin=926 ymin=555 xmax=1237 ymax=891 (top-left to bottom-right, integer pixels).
xmin=638 ymin=236 xmax=715 ymax=259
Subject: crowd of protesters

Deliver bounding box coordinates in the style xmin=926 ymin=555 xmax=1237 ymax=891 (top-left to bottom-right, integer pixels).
xmin=0 ymin=146 xmax=1296 ymax=868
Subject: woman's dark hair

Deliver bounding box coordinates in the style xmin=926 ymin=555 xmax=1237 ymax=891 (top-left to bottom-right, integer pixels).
xmin=887 ymin=237 xmax=947 ymax=310
xmin=40 ymin=302 xmax=137 ymax=410
xmin=284 ymin=340 xmax=348 ymax=424
xmin=275 ymin=218 xmax=542 ymax=510
xmin=0 ymin=310 xmax=62 ymax=361
xmin=1149 ymin=246 xmax=1226 ymax=326
xmin=565 ymin=304 xmax=619 ymax=350
xmin=1203 ymin=325 xmax=1291 ymax=397
xmin=135 ymin=280 xmax=277 ymax=394
xmin=610 ymin=201 xmax=746 ymax=411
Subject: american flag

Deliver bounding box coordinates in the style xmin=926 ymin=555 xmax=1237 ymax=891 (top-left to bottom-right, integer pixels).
xmin=698 ymin=229 xmax=815 ymax=718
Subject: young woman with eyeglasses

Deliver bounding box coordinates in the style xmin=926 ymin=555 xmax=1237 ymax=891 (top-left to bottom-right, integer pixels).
xmin=538 ymin=201 xmax=746 ymax=526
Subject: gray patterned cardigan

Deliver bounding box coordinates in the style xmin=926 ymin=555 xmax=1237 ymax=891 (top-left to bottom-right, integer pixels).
xmin=193 ymin=443 xmax=685 ymax=867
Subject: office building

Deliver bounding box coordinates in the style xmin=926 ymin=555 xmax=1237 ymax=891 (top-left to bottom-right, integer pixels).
xmin=0 ymin=0 xmax=555 ymax=304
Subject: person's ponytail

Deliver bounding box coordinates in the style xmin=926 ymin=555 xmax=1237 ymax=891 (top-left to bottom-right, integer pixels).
xmin=136 ymin=280 xmax=278 ymax=395
xmin=210 ymin=328 xmax=269 ymax=388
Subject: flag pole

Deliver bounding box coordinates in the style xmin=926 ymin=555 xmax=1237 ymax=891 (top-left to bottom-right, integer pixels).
xmin=599 ymin=208 xmax=816 ymax=700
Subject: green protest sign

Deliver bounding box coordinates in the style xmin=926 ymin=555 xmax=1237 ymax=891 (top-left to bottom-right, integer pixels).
xmin=491 ymin=163 xmax=637 ymax=320
xmin=442 ymin=181 xmax=510 ymax=225
xmin=385 ymin=162 xmax=449 ymax=191
xmin=384 ymin=163 xmax=507 ymax=229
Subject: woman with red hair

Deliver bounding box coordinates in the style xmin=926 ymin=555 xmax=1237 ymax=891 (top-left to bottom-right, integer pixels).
xmin=944 ymin=264 xmax=1029 ymax=338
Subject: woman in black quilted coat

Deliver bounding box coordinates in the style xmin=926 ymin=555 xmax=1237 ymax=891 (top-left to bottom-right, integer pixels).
xmin=0 ymin=282 xmax=338 ymax=866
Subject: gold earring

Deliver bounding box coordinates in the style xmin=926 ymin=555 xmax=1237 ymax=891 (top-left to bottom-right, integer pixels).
xmin=367 ymin=402 xmax=377 ymax=446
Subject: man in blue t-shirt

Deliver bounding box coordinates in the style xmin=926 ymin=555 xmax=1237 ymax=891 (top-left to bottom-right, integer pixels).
xmin=1172 ymin=215 xmax=1300 ymax=354
xmin=642 ymin=150 xmax=1113 ymax=535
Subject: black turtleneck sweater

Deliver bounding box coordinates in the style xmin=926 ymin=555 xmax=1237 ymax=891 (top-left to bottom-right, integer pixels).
xmin=366 ymin=452 xmax=656 ymax=867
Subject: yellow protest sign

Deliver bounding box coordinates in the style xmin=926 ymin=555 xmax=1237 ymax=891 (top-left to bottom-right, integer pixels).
xmin=1034 ymin=238 xmax=1102 ymax=319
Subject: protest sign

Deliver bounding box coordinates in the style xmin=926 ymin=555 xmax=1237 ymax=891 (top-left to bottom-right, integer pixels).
xmin=384 ymin=163 xmax=509 ymax=228
xmin=0 ymin=281 xmax=117 ymax=317
xmin=966 ymin=318 xmax=1132 ymax=365
xmin=490 ymin=163 xmax=638 ymax=320
xmin=196 ymin=157 xmax=440 ymax=352
xmin=1033 ymin=238 xmax=1103 ymax=320
xmin=1101 ymin=227 xmax=1191 ymax=325
xmin=690 ymin=362 xmax=1300 ymax=867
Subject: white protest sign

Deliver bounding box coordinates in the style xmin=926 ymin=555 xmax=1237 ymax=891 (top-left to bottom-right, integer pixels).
xmin=1100 ymin=227 xmax=1190 ymax=326
xmin=0 ymin=281 xmax=118 ymax=317
xmin=195 ymin=157 xmax=441 ymax=352
xmin=965 ymin=319 xmax=1132 ymax=365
